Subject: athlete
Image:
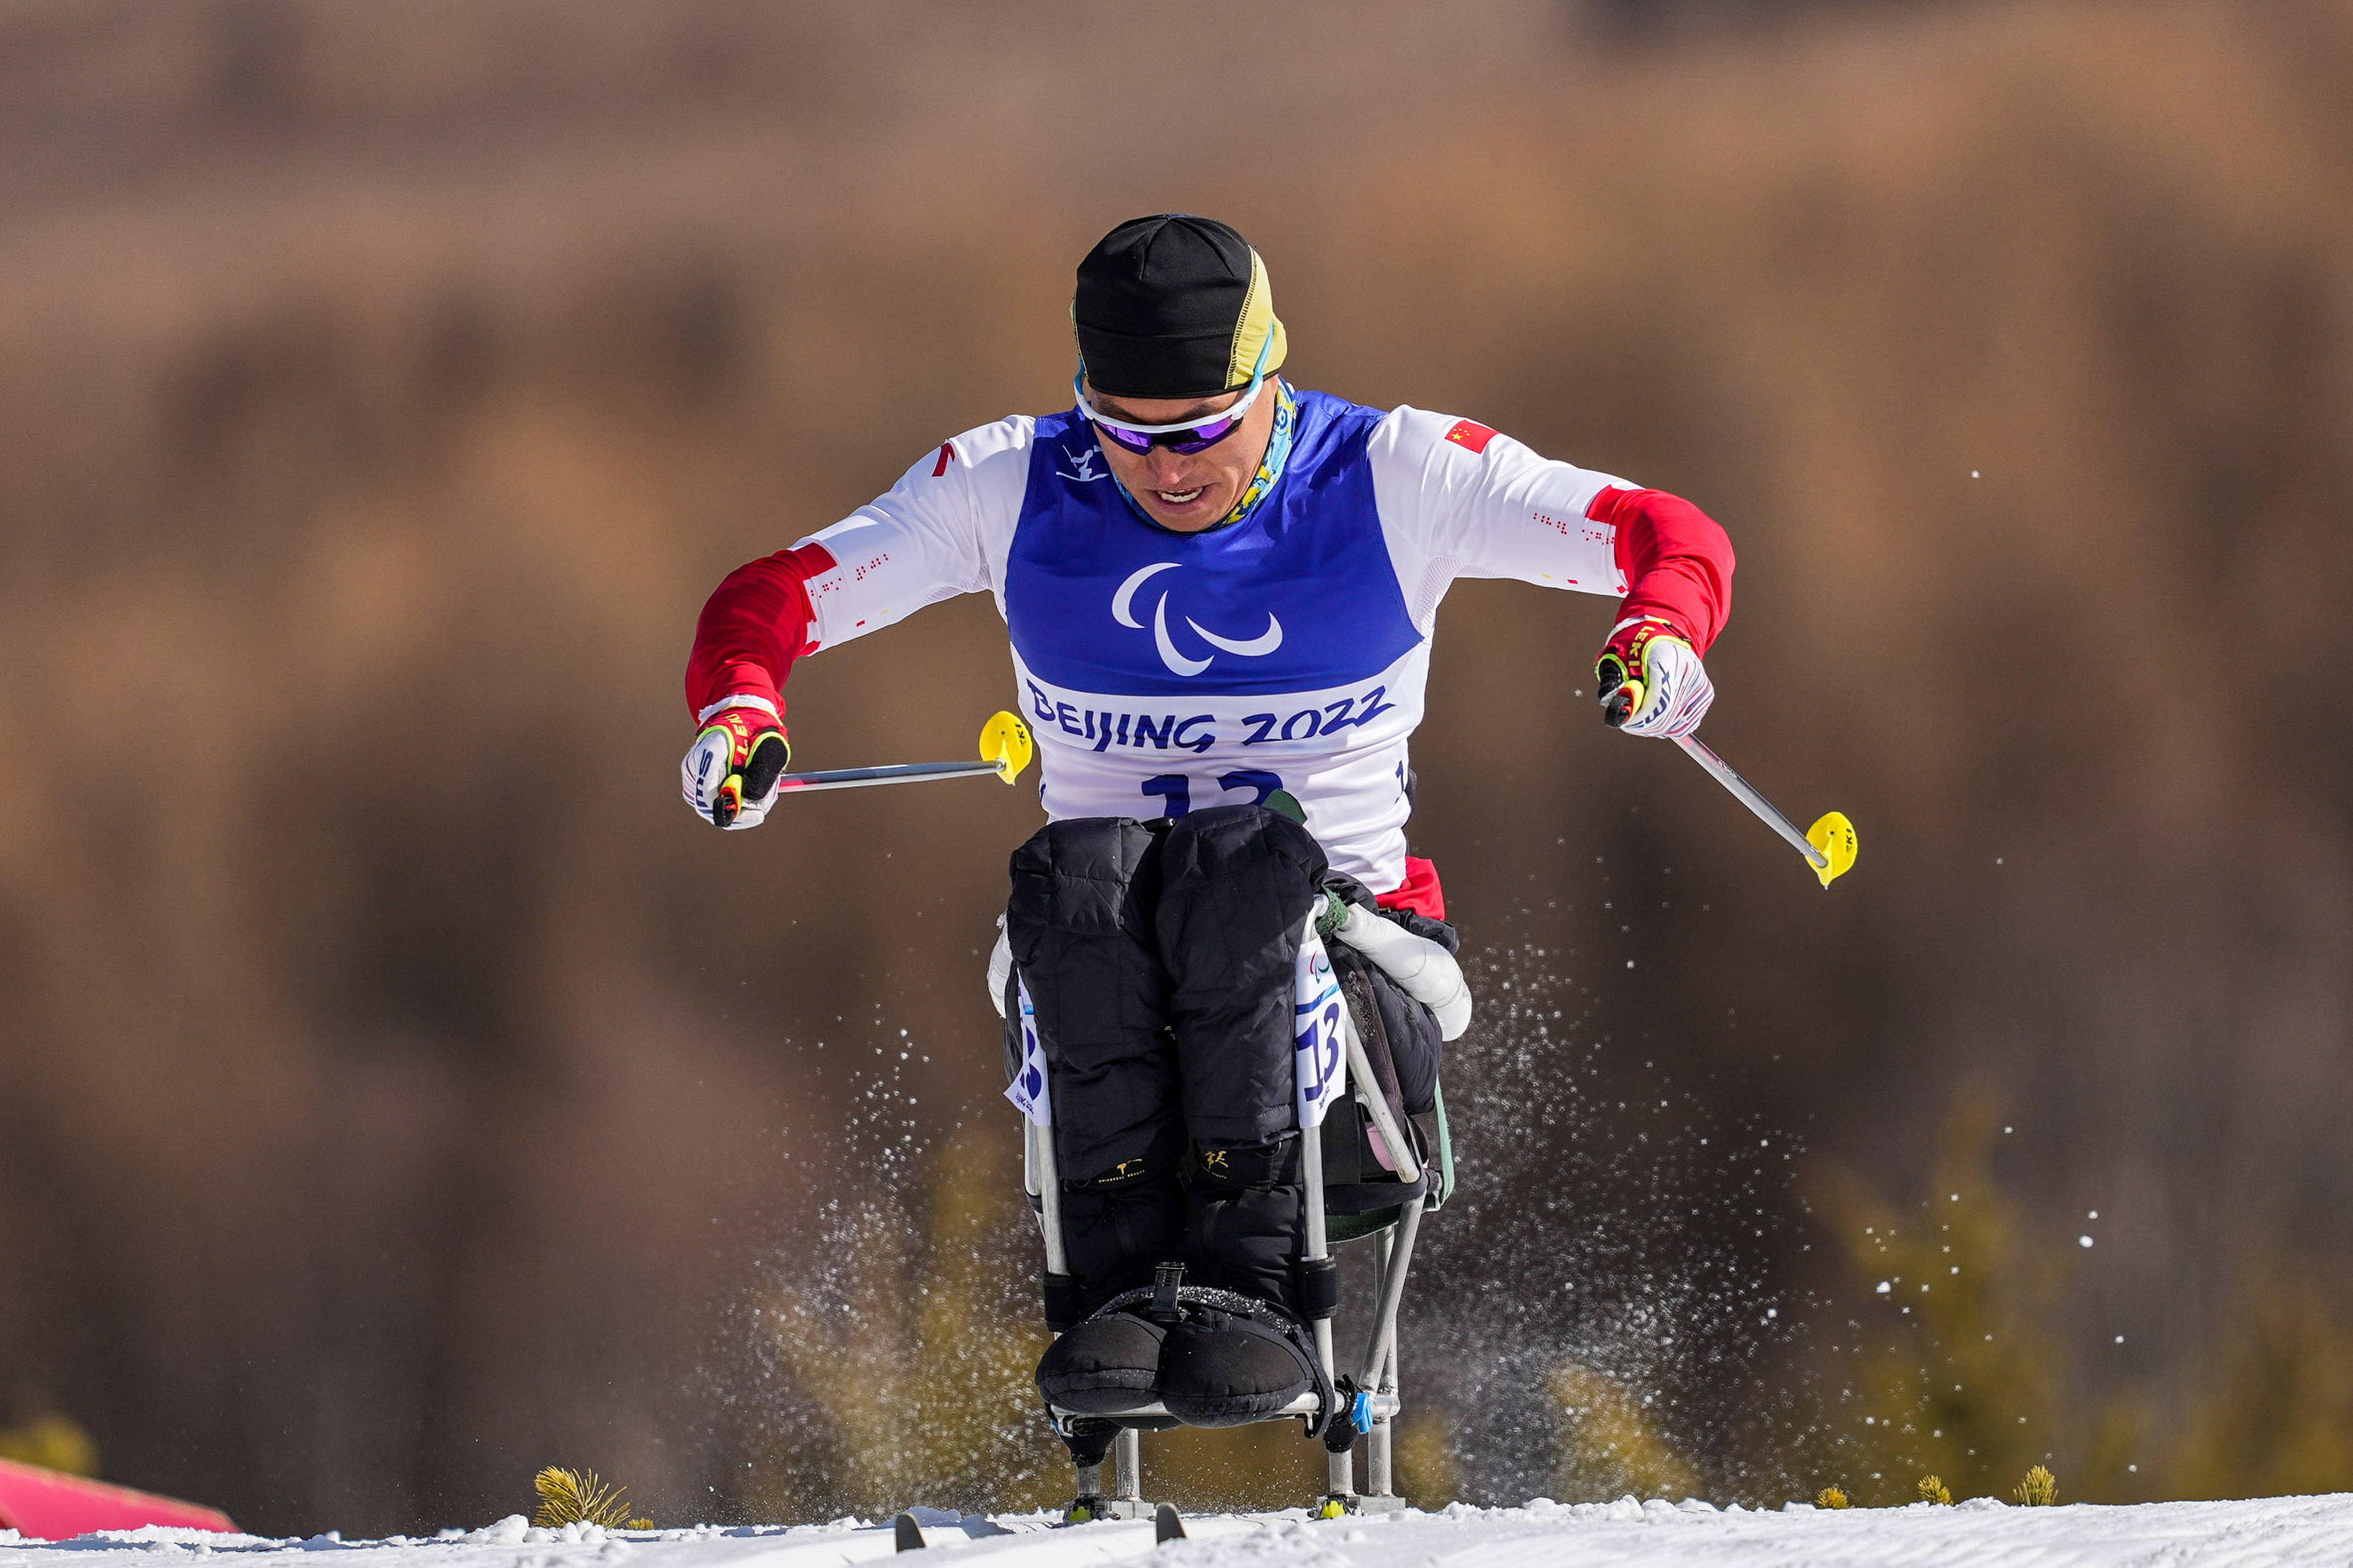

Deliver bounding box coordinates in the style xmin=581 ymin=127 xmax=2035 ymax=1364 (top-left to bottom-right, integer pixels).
xmin=680 ymin=216 xmax=1731 ymax=1432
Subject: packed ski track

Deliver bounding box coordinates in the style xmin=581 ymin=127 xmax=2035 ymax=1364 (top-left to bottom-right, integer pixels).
xmin=14 ymin=1494 xmax=2353 ymax=1568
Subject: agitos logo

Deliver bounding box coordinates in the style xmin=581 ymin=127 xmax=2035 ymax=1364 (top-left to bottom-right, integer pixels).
xmin=1112 ymin=562 xmax=1284 ymax=678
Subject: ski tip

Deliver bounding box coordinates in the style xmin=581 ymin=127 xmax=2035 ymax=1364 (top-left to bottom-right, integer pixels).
xmin=1153 ymin=1502 xmax=1185 ymax=1544
xmin=893 ymin=1512 xmax=925 ymax=1552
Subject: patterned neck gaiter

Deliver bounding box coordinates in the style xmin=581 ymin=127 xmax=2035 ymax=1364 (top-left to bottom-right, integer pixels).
xmin=1218 ymin=378 xmax=1298 ymax=528
xmin=1112 ymin=378 xmax=1299 ymax=535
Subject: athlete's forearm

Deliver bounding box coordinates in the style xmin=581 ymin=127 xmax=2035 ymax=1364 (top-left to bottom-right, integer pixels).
xmin=682 ymin=542 xmax=834 ymax=718
xmin=1593 ymin=487 xmax=1735 ymax=652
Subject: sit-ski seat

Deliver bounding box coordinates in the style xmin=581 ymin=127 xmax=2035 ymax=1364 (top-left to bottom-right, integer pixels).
xmin=1014 ymin=928 xmax=1458 ymax=1520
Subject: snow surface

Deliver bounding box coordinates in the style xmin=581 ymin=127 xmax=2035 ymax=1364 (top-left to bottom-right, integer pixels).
xmin=11 ymin=1495 xmax=2353 ymax=1568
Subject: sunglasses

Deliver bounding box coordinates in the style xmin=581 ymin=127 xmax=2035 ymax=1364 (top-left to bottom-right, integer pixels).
xmin=1074 ymin=372 xmax=1268 ymax=456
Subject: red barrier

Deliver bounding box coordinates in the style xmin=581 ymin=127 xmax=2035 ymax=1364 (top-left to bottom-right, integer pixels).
xmin=0 ymin=1458 xmax=238 ymax=1540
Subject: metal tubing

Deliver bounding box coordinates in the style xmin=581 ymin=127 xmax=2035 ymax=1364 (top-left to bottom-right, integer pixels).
xmin=1115 ymin=1429 xmax=1142 ymax=1503
xmin=1301 ymin=1104 xmax=1330 ymax=1264
xmin=1328 ymin=1441 xmax=1355 ymax=1500
xmin=1341 ymin=1009 xmax=1422 ymax=1185
xmin=1300 ymin=1114 xmax=1337 ymax=1387
xmin=1358 ymin=1229 xmax=1392 ymax=1408
xmin=1358 ymin=1197 xmax=1424 ymax=1390
xmin=1383 ymin=1304 xmax=1401 ymax=1395
xmin=1030 ymin=1118 xmax=1069 ymax=1276
xmin=1047 ymin=1391 xmax=1395 ymax=1424
xmin=1368 ymin=1231 xmax=1403 ymax=1500
xmin=768 ymin=759 xmax=1007 ymax=794
xmin=1377 ymin=1229 xmax=1399 ymax=1391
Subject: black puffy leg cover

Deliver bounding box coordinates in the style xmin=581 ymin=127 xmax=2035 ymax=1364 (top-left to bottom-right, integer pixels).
xmin=1154 ymin=806 xmax=1327 ymax=1314
xmin=1154 ymin=806 xmax=1329 ymax=1149
xmin=1008 ymin=806 xmax=1328 ymax=1321
xmin=1159 ymin=1303 xmax=1320 ymax=1429
xmin=1184 ymin=1136 xmax=1307 ymax=1315
xmin=1035 ymin=1307 xmax=1167 ymax=1415
xmin=1052 ymin=1164 xmax=1185 ymax=1313
xmin=1008 ymin=817 xmax=1185 ymax=1310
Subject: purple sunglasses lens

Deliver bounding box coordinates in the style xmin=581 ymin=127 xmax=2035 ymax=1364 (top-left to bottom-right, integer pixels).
xmin=1098 ymin=423 xmax=1158 ymax=454
xmin=1096 ymin=413 xmax=1243 ymax=455
xmin=1164 ymin=416 xmax=1243 ymax=454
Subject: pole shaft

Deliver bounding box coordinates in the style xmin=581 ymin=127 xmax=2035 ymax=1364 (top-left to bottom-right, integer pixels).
xmin=768 ymin=759 xmax=1004 ymax=794
xmin=1673 ymin=736 xmax=1829 ymax=871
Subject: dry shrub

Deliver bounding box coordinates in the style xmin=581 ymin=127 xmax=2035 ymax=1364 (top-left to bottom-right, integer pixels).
xmin=2164 ymin=1270 xmax=2353 ymax=1500
xmin=1552 ymin=1362 xmax=1700 ymax=1502
xmin=745 ymin=1131 xmax=1054 ymax=1520
xmin=1807 ymin=1094 xmax=2062 ymax=1503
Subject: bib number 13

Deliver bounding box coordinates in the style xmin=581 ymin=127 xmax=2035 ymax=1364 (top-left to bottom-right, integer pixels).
xmin=1142 ymin=770 xmax=1284 ymax=818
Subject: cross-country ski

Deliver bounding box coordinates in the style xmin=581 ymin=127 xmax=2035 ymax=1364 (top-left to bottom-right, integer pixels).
xmin=16 ymin=1496 xmax=2353 ymax=1568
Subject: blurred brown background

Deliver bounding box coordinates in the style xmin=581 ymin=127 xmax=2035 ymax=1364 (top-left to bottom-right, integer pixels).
xmin=4 ymin=0 xmax=2352 ymax=1535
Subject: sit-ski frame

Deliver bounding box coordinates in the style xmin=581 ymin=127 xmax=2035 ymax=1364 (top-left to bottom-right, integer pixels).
xmin=1024 ymin=974 xmax=1429 ymax=1519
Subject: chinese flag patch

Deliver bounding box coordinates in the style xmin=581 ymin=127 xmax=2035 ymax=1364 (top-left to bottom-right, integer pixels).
xmin=1443 ymin=419 xmax=1497 ymax=455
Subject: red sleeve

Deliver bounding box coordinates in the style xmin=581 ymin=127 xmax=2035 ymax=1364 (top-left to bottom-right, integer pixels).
xmin=1376 ymin=856 xmax=1447 ymax=922
xmin=1588 ymin=487 xmax=1735 ymax=653
xmin=682 ymin=542 xmax=836 ymax=719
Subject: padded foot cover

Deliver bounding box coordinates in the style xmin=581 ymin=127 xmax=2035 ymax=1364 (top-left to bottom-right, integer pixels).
xmin=1158 ymin=1306 xmax=1319 ymax=1427
xmin=1035 ymin=1310 xmax=1165 ymax=1414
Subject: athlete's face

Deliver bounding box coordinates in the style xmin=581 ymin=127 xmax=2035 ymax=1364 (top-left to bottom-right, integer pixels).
xmin=1082 ymin=378 xmax=1280 ymax=533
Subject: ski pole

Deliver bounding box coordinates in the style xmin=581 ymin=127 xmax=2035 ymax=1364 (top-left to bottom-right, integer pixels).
xmin=769 ymin=711 xmax=1034 ymax=797
xmin=1672 ymin=734 xmax=1857 ymax=889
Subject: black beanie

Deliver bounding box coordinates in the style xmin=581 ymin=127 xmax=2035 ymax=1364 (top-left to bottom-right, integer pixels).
xmin=1072 ymin=214 xmax=1289 ymax=399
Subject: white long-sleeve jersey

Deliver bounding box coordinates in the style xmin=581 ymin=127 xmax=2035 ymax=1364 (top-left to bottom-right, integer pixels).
xmin=763 ymin=389 xmax=1669 ymax=894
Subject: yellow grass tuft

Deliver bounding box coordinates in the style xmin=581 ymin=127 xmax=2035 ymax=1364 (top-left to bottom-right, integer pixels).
xmin=2013 ymin=1464 xmax=2057 ymax=1506
xmin=0 ymin=1413 xmax=99 ymax=1478
xmin=533 ymin=1466 xmax=653 ymax=1530
xmin=1918 ymin=1474 xmax=1953 ymax=1505
xmin=1816 ymin=1486 xmax=1851 ymax=1509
